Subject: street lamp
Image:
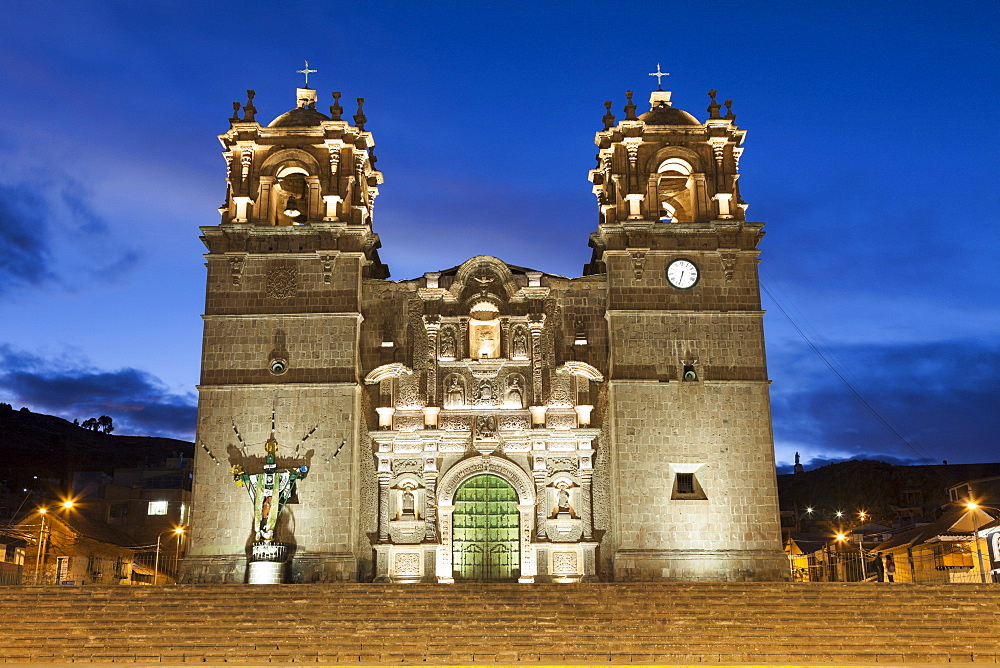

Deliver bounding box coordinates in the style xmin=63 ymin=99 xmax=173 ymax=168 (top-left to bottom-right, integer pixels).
xmin=964 ymin=502 xmax=994 ymax=583
xmin=32 ymin=499 xmax=75 ymax=584
xmin=153 ymin=527 xmax=185 ymax=585
xmin=836 ymin=532 xmax=868 ymax=581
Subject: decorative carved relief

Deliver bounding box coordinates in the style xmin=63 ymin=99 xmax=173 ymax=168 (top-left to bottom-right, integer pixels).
xmin=472 ymin=379 xmax=501 ymax=407
xmin=439 ymin=326 xmax=457 ymax=360
xmin=505 ymin=374 xmax=525 ymax=408
xmin=629 ymin=250 xmax=646 ymax=280
xmin=719 ymin=252 xmax=737 ymax=282
xmin=548 ymin=372 xmax=573 ymax=408
xmin=393 ymin=415 xmax=423 ymax=432
xmin=511 ymin=326 xmax=529 ymax=360
xmin=265 ymin=266 xmax=298 ymax=299
xmin=440 ymin=415 xmax=472 ymax=432
xmin=546 ymin=413 xmax=576 ymax=430
xmin=552 ymin=552 xmax=578 ymax=574
xmin=393 ymin=552 xmax=421 ymax=576
xmin=475 ymin=415 xmax=497 ymax=439
xmin=396 ymin=374 xmax=422 ymax=410
xmin=547 ymin=456 xmax=580 ymax=475
xmin=498 ymin=415 xmax=530 ymax=431
xmin=393 ymin=459 xmax=423 ymax=473
xmin=443 ymin=374 xmax=466 ymax=409
xmin=229 ymin=256 xmax=244 ymax=286
xmin=319 ymin=253 xmax=337 ymax=284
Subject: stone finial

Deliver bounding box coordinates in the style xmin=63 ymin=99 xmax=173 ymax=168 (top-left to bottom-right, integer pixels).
xmin=707 ymin=89 xmax=721 ymax=119
xmin=242 ymin=90 xmax=257 ymax=122
xmin=724 ymin=99 xmax=735 ymax=121
xmin=602 ymin=100 xmax=616 ymax=130
xmin=230 ymin=101 xmax=241 ymax=123
xmin=624 ymin=90 xmax=637 ymax=121
xmin=330 ymin=92 xmax=343 ymax=121
xmin=354 ymin=98 xmax=367 ymax=131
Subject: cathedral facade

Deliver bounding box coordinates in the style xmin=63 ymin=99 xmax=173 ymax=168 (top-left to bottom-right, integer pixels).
xmin=181 ymin=82 xmax=789 ymax=583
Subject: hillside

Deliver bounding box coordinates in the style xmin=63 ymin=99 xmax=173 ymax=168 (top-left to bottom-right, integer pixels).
xmin=777 ymin=458 xmax=1000 ymax=525
xmin=0 ymin=405 xmax=194 ymax=494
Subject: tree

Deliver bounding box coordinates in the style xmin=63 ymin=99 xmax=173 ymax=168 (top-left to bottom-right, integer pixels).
xmin=81 ymin=418 xmax=99 ymax=431
xmin=97 ymin=415 xmax=114 ymax=434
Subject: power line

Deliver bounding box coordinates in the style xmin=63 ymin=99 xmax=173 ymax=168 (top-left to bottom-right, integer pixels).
xmin=760 ymin=278 xmax=935 ymax=466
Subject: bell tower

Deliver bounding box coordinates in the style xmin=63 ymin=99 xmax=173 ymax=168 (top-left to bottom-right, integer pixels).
xmin=588 ymin=86 xmax=788 ymax=580
xmin=183 ymin=83 xmax=386 ymax=583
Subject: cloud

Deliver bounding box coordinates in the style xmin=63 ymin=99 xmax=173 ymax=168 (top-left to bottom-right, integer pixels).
xmin=0 ymin=175 xmax=140 ymax=298
xmin=0 ymin=184 xmax=55 ymax=291
xmin=771 ymin=337 xmax=1000 ymax=466
xmin=0 ymin=345 xmax=195 ymax=440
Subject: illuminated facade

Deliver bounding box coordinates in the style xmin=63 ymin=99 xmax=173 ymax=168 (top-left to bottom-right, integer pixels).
xmin=182 ymin=83 xmax=788 ymax=583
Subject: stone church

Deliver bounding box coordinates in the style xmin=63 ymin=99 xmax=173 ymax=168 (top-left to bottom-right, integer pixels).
xmin=181 ymin=80 xmax=788 ymax=584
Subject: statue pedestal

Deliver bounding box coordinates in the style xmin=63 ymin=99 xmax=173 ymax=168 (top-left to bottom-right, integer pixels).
xmin=247 ymin=541 xmax=289 ymax=584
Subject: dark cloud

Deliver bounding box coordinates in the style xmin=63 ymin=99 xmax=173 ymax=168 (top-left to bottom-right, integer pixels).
xmin=0 ymin=176 xmax=140 ymax=297
xmin=0 ymin=184 xmax=55 ymax=291
xmin=772 ymin=338 xmax=1000 ymax=465
xmin=0 ymin=345 xmax=195 ymax=440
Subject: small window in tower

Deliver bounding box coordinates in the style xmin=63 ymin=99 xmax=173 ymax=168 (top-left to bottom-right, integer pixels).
xmin=676 ymin=473 xmax=695 ymax=494
xmin=671 ymin=468 xmax=708 ymax=500
xmin=683 ymin=365 xmax=698 ymax=381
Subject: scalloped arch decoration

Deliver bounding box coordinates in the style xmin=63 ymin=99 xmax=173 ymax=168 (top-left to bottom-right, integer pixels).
xmin=438 ymin=455 xmax=534 ymax=506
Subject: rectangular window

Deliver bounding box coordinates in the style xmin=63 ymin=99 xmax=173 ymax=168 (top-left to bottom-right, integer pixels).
xmin=147 ymin=500 xmax=169 ymax=516
xmin=676 ymin=473 xmax=695 ymax=494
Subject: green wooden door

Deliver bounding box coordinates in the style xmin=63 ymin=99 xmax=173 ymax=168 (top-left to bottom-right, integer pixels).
xmin=452 ymin=474 xmax=520 ymax=581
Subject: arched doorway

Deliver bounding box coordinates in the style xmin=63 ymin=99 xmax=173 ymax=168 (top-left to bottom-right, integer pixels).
xmin=452 ymin=474 xmax=520 ymax=581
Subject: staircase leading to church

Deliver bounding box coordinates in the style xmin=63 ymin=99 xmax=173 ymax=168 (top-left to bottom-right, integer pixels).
xmin=1 ymin=583 xmax=998 ymax=664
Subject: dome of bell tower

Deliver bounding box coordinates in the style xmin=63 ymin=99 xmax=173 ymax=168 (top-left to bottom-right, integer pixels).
xmin=637 ymin=90 xmax=700 ymax=126
xmin=268 ymin=86 xmax=331 ymax=127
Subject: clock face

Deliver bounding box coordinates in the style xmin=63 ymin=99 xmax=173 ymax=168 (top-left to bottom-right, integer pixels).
xmin=667 ymin=259 xmax=699 ymax=289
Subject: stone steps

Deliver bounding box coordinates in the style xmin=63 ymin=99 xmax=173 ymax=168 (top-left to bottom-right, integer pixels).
xmin=0 ymin=583 xmax=998 ymax=664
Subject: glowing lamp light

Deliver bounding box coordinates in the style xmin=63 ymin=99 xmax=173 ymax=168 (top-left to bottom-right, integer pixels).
xmin=835 ymin=511 xmax=844 ymax=518
xmin=61 ymin=500 xmax=75 ymax=509
xmin=966 ymin=502 xmax=980 ymax=510
xmin=38 ymin=508 xmax=47 ymax=515
xmin=835 ymin=533 xmax=847 ymax=541
xmin=805 ymin=507 xmax=813 ymax=514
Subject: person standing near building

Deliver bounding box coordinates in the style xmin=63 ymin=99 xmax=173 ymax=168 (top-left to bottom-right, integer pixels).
xmin=884 ymin=553 xmax=896 ymax=582
xmin=872 ymin=552 xmax=885 ymax=582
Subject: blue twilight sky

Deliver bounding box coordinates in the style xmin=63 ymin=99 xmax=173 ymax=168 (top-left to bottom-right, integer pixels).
xmin=0 ymin=1 xmax=997 ymax=471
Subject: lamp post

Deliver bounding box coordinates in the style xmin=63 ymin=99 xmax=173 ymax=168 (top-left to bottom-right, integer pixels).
xmin=32 ymin=499 xmax=75 ymax=585
xmin=153 ymin=527 xmax=185 ymax=585
xmin=32 ymin=508 xmax=48 ymax=585
xmin=965 ymin=502 xmax=991 ymax=584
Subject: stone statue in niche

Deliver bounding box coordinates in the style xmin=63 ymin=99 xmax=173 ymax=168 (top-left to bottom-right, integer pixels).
xmin=475 ymin=414 xmax=497 ymax=439
xmin=555 ymin=481 xmax=572 ymax=517
xmin=439 ymin=328 xmax=456 ymax=359
xmin=477 ymin=380 xmax=492 ymax=402
xmin=445 ymin=377 xmax=465 ymax=408
xmin=400 ymin=482 xmax=416 ymax=519
xmin=506 ymin=376 xmax=524 ymax=408
xmin=512 ymin=327 xmax=528 ymax=359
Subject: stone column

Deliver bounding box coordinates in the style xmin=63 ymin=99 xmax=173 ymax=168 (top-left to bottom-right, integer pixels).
xmin=377 ymin=471 xmax=391 ymax=543
xmin=528 ymin=317 xmax=544 ymax=400
xmin=423 ymin=316 xmax=440 ymax=407
xmin=580 ymin=474 xmax=593 ymax=540
xmin=532 ymin=452 xmax=547 ymax=539
xmin=458 ymin=318 xmax=469 ymax=360
xmin=423 ymin=458 xmax=438 ymax=541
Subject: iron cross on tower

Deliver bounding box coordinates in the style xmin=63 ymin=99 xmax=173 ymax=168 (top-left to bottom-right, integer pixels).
xmin=297 ymin=60 xmax=317 ymax=86
xmin=648 ymin=63 xmax=670 ymax=90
